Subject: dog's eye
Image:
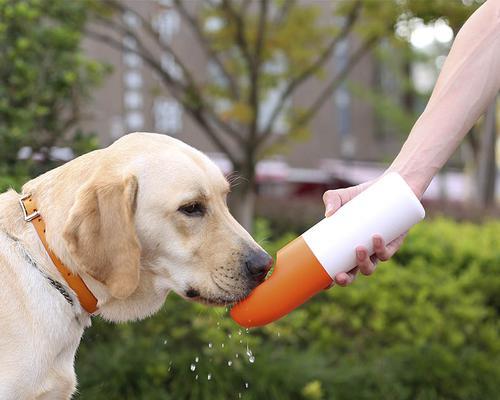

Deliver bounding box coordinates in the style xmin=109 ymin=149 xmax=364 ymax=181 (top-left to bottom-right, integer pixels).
xmin=179 ymin=202 xmax=206 ymax=217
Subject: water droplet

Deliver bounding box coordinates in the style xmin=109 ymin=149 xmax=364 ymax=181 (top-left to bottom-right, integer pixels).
xmin=238 ymin=393 xmax=242 ymax=398
xmin=238 ymin=330 xmax=242 ymax=336
xmin=221 ymin=343 xmax=225 ymax=348
xmin=227 ymin=360 xmax=233 ymax=367
xmin=195 ymin=356 xmax=199 ymax=363
xmin=195 ymin=374 xmax=198 ymax=380
xmin=225 ymin=307 xmax=228 ymax=312
xmin=245 ymin=328 xmax=249 ymax=334
xmin=277 ymin=332 xmax=281 ymax=337
xmin=190 ymin=363 xmax=196 ymax=372
xmin=208 ymin=342 xmax=213 ymax=348
xmin=245 ymin=382 xmax=249 ymax=389
xmin=207 ymin=373 xmax=212 ymax=380
xmin=235 ymin=353 xmax=239 ymax=358
xmin=246 ymin=348 xmax=255 ymax=363
xmin=163 ymin=339 xmax=168 ymax=344
xmin=228 ymin=333 xmax=232 ymax=339
xmin=239 ymin=340 xmax=243 ymax=344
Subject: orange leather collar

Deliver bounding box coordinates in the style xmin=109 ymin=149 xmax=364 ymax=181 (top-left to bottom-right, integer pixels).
xmin=20 ymin=194 xmax=98 ymax=314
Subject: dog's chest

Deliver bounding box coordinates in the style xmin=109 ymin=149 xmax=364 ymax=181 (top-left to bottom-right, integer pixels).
xmin=0 ymin=243 xmax=87 ymax=399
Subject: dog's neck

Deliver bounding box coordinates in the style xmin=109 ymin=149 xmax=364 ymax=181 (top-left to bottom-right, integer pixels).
xmin=2 ymin=170 xmax=172 ymax=323
xmin=0 ymin=191 xmax=90 ymax=325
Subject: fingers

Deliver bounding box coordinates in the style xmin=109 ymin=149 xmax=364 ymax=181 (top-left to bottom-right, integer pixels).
xmin=372 ymin=235 xmax=391 ymax=261
xmin=356 ymin=246 xmax=378 ymax=276
xmin=323 ymin=181 xmax=373 ymax=218
xmin=322 ymin=189 xmax=346 ymax=217
xmin=355 ymin=234 xmax=407 ymax=278
xmin=327 ymin=233 xmax=407 ymax=289
xmin=386 ymin=232 xmax=407 ymax=254
xmin=335 ymin=267 xmax=359 ymax=287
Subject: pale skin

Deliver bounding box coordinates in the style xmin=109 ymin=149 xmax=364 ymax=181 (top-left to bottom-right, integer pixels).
xmin=323 ymin=0 xmax=500 ymax=286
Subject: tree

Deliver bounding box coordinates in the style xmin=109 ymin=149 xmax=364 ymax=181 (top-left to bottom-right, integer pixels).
xmin=0 ymin=0 xmax=108 ymax=178
xmin=87 ymin=0 xmax=479 ymax=230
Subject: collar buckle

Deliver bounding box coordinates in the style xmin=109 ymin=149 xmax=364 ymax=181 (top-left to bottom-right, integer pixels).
xmin=19 ymin=194 xmax=40 ymax=222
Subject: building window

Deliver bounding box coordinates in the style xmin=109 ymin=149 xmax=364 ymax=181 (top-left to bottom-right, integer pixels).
xmin=126 ymin=112 xmax=144 ymax=131
xmin=154 ymin=10 xmax=180 ymax=43
xmin=123 ymin=52 xmax=142 ymax=68
xmin=122 ymin=35 xmax=138 ymax=50
xmin=204 ymin=16 xmax=223 ymax=33
xmin=124 ymin=71 xmax=143 ymax=89
xmin=154 ymin=97 xmax=183 ymax=135
xmin=259 ymin=83 xmax=289 ymax=135
xmin=124 ymin=91 xmax=143 ymax=109
xmin=123 ymin=11 xmax=140 ymax=28
xmin=207 ymin=60 xmax=228 ymax=87
xmin=335 ymin=84 xmax=353 ymax=156
xmin=333 ymin=38 xmax=353 ymax=156
xmin=335 ymin=87 xmax=351 ymax=135
xmin=110 ymin=116 xmax=125 ymax=139
xmin=259 ymin=54 xmax=289 ymax=135
xmin=161 ymin=53 xmax=183 ymax=80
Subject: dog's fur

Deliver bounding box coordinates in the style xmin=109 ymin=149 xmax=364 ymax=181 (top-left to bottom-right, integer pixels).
xmin=0 ymin=133 xmax=271 ymax=399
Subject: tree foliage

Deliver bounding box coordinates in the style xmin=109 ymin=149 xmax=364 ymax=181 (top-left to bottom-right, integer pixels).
xmin=76 ymin=218 xmax=500 ymax=400
xmin=0 ymin=0 xmax=108 ymax=176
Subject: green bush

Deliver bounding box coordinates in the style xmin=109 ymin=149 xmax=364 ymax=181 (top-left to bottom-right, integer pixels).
xmin=75 ymin=218 xmax=500 ymax=400
xmin=0 ymin=164 xmax=29 ymax=192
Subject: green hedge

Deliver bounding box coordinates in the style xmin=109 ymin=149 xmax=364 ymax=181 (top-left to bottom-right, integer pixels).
xmin=75 ymin=218 xmax=500 ymax=400
xmin=0 ymin=164 xmax=29 ymax=192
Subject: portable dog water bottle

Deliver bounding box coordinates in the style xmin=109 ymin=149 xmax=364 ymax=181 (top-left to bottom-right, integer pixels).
xmin=231 ymin=173 xmax=425 ymax=328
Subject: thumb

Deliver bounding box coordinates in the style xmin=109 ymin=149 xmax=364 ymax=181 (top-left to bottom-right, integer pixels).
xmin=323 ymin=190 xmax=343 ymax=217
xmin=323 ymin=181 xmax=373 ymax=217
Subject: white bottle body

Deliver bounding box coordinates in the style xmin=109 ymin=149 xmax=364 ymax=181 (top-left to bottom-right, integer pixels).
xmin=302 ymin=173 xmax=425 ymax=279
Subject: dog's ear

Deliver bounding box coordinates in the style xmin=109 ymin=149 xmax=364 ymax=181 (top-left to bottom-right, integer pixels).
xmin=63 ymin=174 xmax=141 ymax=300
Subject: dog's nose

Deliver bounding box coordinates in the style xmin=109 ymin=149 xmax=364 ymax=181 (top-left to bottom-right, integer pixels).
xmin=245 ymin=250 xmax=273 ymax=283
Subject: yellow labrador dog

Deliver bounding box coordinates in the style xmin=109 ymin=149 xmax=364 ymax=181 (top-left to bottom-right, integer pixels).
xmin=0 ymin=133 xmax=271 ymax=399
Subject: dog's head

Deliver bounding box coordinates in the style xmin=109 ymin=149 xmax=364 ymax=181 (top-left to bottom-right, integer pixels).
xmin=62 ymin=133 xmax=271 ymax=311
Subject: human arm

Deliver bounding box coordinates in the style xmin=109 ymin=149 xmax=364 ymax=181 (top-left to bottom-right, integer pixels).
xmin=386 ymin=0 xmax=500 ymax=197
xmin=324 ymin=0 xmax=500 ymax=285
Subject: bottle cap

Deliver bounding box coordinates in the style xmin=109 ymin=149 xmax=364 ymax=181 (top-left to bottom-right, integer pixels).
xmin=230 ymin=236 xmax=332 ymax=328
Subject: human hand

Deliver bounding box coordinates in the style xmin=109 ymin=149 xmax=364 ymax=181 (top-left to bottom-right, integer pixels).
xmin=322 ymin=180 xmax=407 ymax=287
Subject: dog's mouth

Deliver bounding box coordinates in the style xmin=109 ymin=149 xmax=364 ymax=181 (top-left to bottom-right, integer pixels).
xmin=183 ymin=284 xmax=248 ymax=307
xmin=196 ymin=295 xmax=240 ymax=306
xmin=184 ymin=292 xmax=242 ymax=307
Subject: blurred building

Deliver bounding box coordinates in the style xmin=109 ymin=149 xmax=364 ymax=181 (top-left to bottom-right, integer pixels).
xmin=81 ymin=2 xmax=402 ymax=173
xmin=80 ymin=0 xmax=498 ymax=211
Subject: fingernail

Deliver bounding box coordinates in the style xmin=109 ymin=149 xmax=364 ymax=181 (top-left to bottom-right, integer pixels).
xmin=356 ymin=248 xmax=365 ymax=259
xmin=374 ymin=237 xmax=382 ymax=247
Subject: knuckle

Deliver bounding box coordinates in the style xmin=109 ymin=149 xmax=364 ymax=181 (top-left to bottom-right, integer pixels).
xmin=360 ymin=266 xmax=372 ymax=275
xmin=363 ymin=259 xmax=376 ymax=274
xmin=378 ymin=253 xmax=390 ymax=261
